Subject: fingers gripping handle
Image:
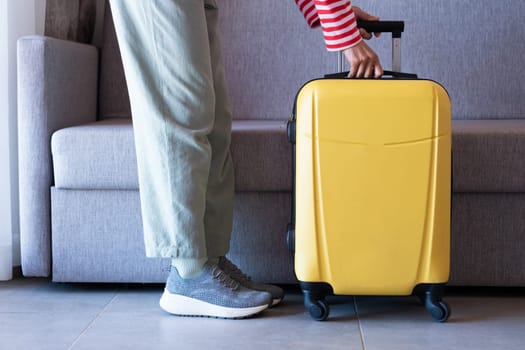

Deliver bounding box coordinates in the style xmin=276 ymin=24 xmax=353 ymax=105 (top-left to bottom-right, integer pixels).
xmin=338 ymin=20 xmax=404 ymax=73
xmin=360 ymin=20 xmax=403 ymax=72
xmin=324 ymin=70 xmax=417 ymax=79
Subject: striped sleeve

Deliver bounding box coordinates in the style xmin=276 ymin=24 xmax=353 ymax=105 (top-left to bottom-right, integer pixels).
xmin=295 ymin=0 xmax=362 ymax=51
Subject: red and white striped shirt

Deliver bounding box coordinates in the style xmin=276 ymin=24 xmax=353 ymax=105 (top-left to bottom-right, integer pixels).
xmin=295 ymin=0 xmax=362 ymax=51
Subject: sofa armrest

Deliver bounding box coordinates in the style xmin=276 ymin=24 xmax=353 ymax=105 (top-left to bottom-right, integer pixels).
xmin=17 ymin=36 xmax=99 ymax=276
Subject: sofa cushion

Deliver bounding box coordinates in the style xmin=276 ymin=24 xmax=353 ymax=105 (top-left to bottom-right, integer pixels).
xmin=51 ymin=119 xmax=291 ymax=192
xmin=51 ymin=119 xmax=137 ymax=190
xmin=52 ymin=118 xmax=525 ymax=194
xmin=452 ymin=119 xmax=525 ymax=192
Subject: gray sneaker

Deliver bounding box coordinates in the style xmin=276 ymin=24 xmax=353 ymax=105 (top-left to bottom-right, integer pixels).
xmin=219 ymin=257 xmax=284 ymax=306
xmin=159 ymin=262 xmax=272 ymax=319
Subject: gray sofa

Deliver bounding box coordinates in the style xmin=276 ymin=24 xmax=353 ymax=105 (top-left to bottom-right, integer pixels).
xmin=18 ymin=0 xmax=525 ymax=286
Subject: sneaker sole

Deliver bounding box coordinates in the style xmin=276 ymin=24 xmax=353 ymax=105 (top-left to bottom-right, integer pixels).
xmin=159 ymin=289 xmax=269 ymax=319
xmin=272 ymin=298 xmax=282 ymax=307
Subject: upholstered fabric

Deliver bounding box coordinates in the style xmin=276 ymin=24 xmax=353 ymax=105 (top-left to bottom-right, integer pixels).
xmin=231 ymin=120 xmax=292 ymax=191
xmin=453 ymin=120 xmax=525 ymax=192
xmin=51 ymin=119 xmax=137 ymax=190
xmin=51 ymin=188 xmax=295 ymax=284
xmin=51 ymin=119 xmax=291 ymax=192
xmin=17 ymin=36 xmax=98 ymax=276
xmin=52 ymin=118 xmax=525 ymax=194
xmin=97 ymin=0 xmax=331 ymax=121
xmin=450 ymin=193 xmax=525 ymax=286
xmin=228 ymin=192 xmax=295 ymax=284
xmin=97 ymin=0 xmax=525 ymax=123
xmin=357 ymin=0 xmax=525 ymax=119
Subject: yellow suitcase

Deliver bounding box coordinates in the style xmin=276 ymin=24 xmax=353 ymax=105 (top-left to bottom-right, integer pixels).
xmin=287 ymin=21 xmax=451 ymax=322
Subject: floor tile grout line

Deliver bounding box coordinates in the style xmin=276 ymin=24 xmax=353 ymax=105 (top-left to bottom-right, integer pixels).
xmin=353 ymin=297 xmax=367 ymax=350
xmin=66 ymin=291 xmax=120 ymax=350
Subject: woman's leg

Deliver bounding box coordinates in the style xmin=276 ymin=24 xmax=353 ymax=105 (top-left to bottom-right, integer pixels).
xmin=110 ymin=0 xmax=215 ymax=263
xmin=109 ymin=0 xmax=270 ymax=318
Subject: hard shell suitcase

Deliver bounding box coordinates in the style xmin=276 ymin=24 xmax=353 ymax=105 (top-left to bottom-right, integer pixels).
xmin=287 ymin=21 xmax=452 ymax=322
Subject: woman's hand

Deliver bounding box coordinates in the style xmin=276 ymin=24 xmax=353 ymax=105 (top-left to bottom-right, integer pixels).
xmin=352 ymin=6 xmax=382 ymax=40
xmin=343 ymin=40 xmax=383 ymax=78
xmin=343 ymin=6 xmax=383 ymax=78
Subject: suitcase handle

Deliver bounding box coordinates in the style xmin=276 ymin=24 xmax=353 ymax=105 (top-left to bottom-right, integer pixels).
xmin=324 ymin=70 xmax=417 ymax=79
xmin=337 ymin=20 xmax=405 ymax=73
xmin=357 ymin=20 xmax=404 ymax=38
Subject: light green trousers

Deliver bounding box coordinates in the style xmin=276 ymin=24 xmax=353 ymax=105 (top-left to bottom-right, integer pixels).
xmin=109 ymin=0 xmax=234 ymax=260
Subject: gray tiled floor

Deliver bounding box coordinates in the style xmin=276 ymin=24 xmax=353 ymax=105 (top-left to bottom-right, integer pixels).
xmin=1 ymin=278 xmax=524 ymax=350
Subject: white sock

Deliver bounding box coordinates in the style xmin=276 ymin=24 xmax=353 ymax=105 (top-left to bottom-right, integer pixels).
xmin=171 ymin=257 xmax=207 ymax=279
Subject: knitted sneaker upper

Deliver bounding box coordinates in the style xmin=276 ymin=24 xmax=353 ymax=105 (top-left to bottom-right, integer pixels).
xmin=218 ymin=257 xmax=284 ymax=303
xmin=166 ymin=261 xmax=271 ymax=309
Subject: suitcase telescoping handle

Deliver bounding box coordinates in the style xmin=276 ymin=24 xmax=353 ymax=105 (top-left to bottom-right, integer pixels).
xmin=337 ymin=20 xmax=405 ymax=74
xmin=358 ymin=20 xmax=403 ymax=72
xmin=356 ymin=20 xmax=404 ymax=36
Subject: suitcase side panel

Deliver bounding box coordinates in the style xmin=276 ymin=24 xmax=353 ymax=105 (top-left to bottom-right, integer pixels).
xmin=417 ymin=85 xmax=451 ymax=284
xmin=294 ymin=79 xmax=451 ymax=295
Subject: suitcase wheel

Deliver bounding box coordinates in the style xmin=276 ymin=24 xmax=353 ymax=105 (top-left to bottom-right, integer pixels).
xmin=426 ymin=300 xmax=451 ymax=323
xmin=306 ymin=297 xmax=330 ymax=321
xmin=415 ymin=284 xmax=451 ymax=322
xmin=301 ymin=282 xmax=333 ymax=321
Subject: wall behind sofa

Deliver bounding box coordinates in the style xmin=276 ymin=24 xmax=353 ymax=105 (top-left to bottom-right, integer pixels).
xmin=219 ymin=0 xmax=525 ymax=121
